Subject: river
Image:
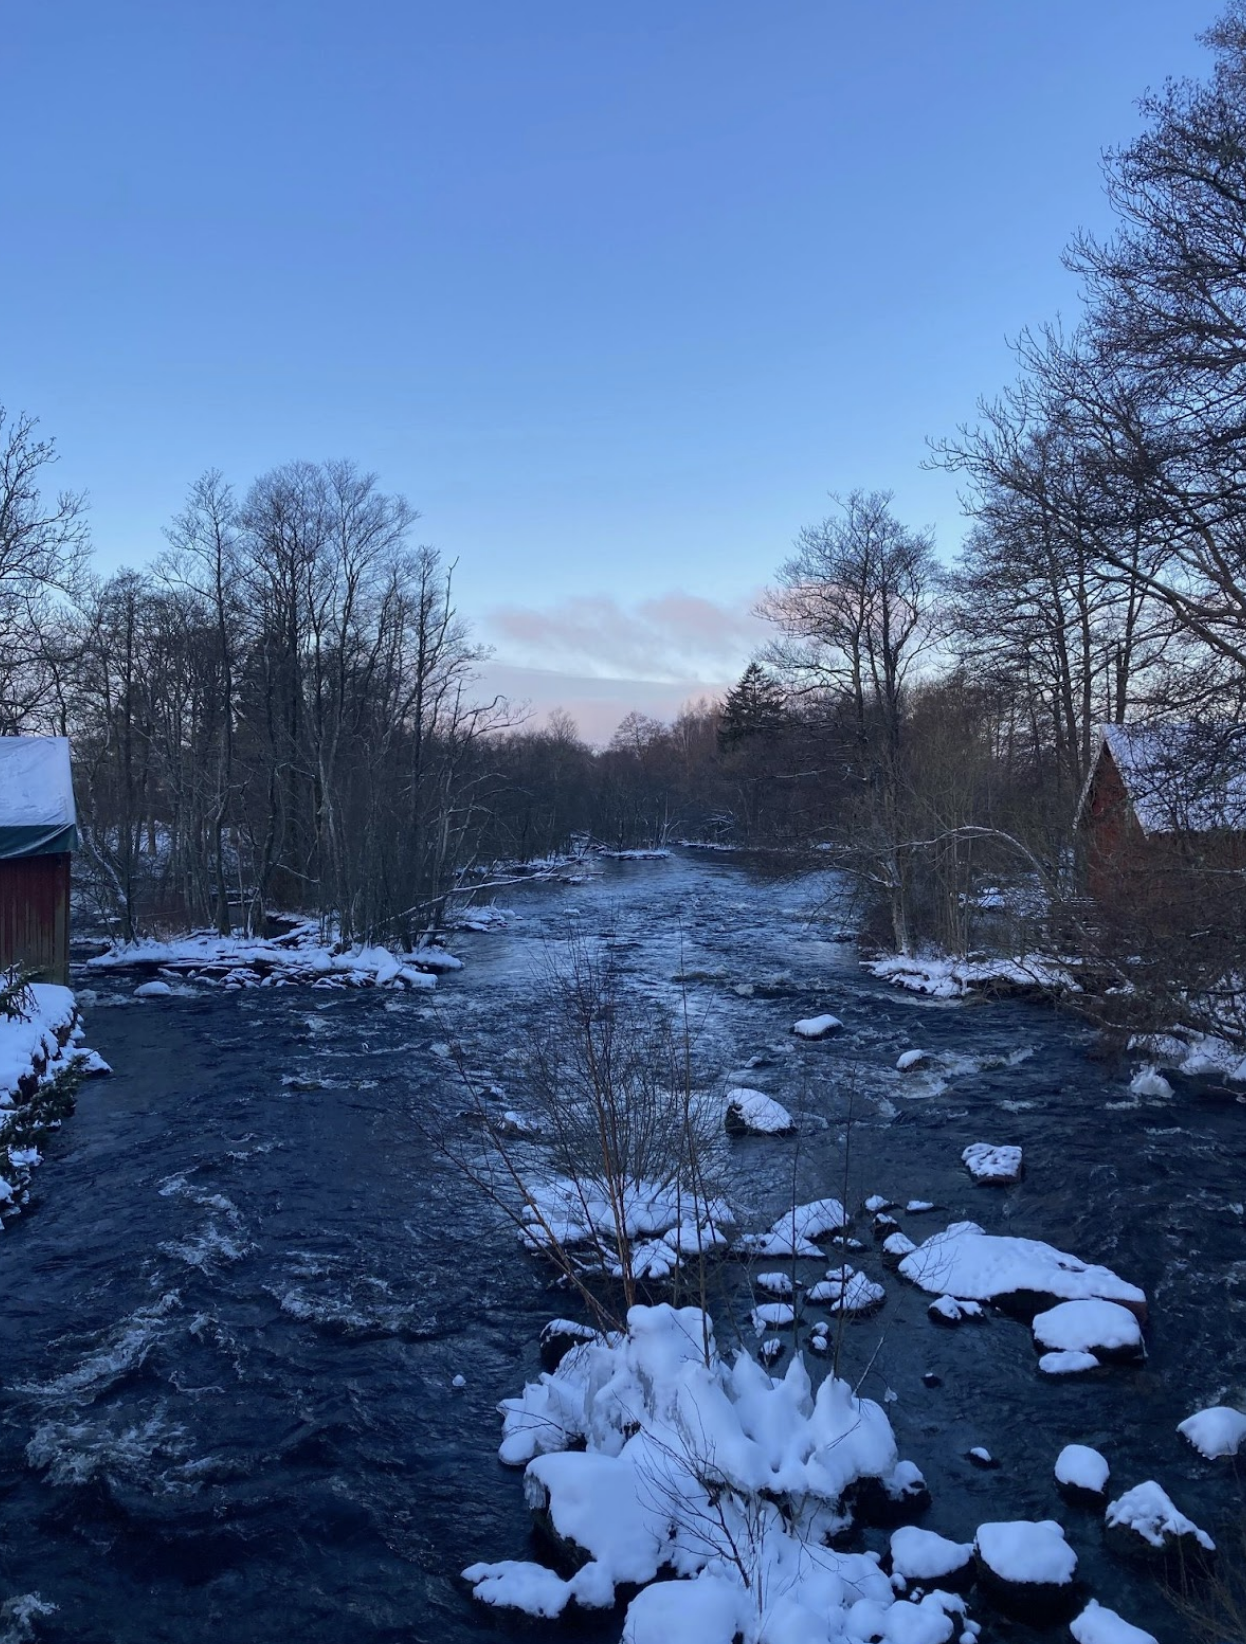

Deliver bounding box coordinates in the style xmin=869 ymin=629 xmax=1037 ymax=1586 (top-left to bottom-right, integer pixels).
xmin=0 ymin=852 xmax=1241 ymax=1642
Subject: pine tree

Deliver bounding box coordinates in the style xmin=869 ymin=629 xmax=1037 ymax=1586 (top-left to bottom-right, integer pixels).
xmin=718 ymin=662 xmax=786 ymax=749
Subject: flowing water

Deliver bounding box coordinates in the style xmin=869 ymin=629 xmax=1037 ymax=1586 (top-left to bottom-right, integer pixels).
xmin=0 ymin=852 xmax=1242 ymax=1642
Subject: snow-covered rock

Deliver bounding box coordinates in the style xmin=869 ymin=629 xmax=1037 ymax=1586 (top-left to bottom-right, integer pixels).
xmin=888 ymin=1525 xmax=973 ymax=1583
xmin=899 ymin=1222 xmax=1146 ymax=1318
xmin=134 ymin=979 xmax=173 ymax=999
xmin=806 ymin=1269 xmax=885 ymax=1315
xmin=1031 ymin=1299 xmax=1145 ymax=1364
xmin=973 ymin=1519 xmax=1077 ymax=1616
xmin=896 ymin=1049 xmax=927 ymax=1071
xmin=864 ymin=1194 xmax=892 ymax=1214
xmin=1104 ymin=1480 xmax=1216 ymax=1564
xmin=539 ymin=1318 xmax=601 ymax=1371
xmin=792 ymin=1014 xmax=842 ymax=1039
xmin=1177 ymin=1404 xmax=1246 ymax=1460
xmin=928 ymin=1295 xmax=985 ymax=1326
xmin=1055 ymin=1444 xmax=1109 ymax=1501
xmin=469 ymin=1303 xmax=929 ymax=1633
xmin=735 ymin=1199 xmax=846 ymax=1259
xmin=962 ymin=1142 xmax=1022 ymax=1185
xmin=1070 ymin=1599 xmax=1158 ymax=1644
xmin=1038 ymin=1350 xmax=1101 ymax=1376
xmin=724 ymin=1088 xmax=793 ymax=1136
xmin=750 ymin=1302 xmax=796 ymax=1333
xmin=881 ymin=1231 xmax=916 ymax=1266
xmin=754 ymin=1272 xmax=795 ymax=1297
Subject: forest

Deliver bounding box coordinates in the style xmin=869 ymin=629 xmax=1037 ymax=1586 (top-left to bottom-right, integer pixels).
xmin=4 ymin=9 xmax=1246 ymax=1045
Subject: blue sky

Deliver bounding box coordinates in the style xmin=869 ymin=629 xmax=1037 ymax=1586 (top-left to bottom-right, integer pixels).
xmin=2 ymin=2 xmax=1220 ymax=736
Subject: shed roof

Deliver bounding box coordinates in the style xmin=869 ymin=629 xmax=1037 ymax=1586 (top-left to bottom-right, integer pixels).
xmin=0 ymin=738 xmax=77 ymax=858
xmin=1077 ymin=722 xmax=1246 ymax=837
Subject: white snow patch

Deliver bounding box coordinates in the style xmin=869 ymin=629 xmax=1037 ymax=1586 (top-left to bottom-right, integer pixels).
xmin=962 ymin=1142 xmax=1022 ymax=1184
xmin=724 ymin=1088 xmax=793 ymax=1135
xmin=1177 ymin=1404 xmax=1246 ymax=1459
xmin=889 ymin=1525 xmax=972 ymax=1581
xmin=1105 ymin=1480 xmax=1215 ymax=1552
xmin=793 ymin=1014 xmax=842 ymax=1039
xmin=1070 ymin=1599 xmax=1158 ymax=1644
xmin=974 ymin=1519 xmax=1077 ymax=1586
xmin=1055 ymin=1444 xmax=1109 ymax=1494
xmin=899 ymin=1222 xmax=1146 ymax=1312
xmin=1031 ymin=1299 xmax=1144 ymax=1359
xmin=1039 ymin=1351 xmax=1100 ymax=1376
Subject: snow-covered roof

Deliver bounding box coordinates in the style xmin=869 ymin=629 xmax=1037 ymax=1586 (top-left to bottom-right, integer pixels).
xmin=1078 ymin=723 xmax=1246 ymax=837
xmin=0 ymin=737 xmax=77 ymax=857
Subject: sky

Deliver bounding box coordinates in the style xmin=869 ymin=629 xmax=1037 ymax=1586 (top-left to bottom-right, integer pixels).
xmin=2 ymin=1 xmax=1222 ymax=740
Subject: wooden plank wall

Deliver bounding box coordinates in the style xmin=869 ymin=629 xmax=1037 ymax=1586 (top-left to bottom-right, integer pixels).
xmin=0 ymin=855 xmax=71 ymax=986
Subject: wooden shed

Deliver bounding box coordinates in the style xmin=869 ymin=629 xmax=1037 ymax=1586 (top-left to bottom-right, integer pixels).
xmin=1075 ymin=723 xmax=1246 ymax=912
xmin=0 ymin=738 xmax=77 ymax=986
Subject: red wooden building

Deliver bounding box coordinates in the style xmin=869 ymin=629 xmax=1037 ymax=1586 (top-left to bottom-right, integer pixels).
xmin=1075 ymin=723 xmax=1246 ymax=912
xmin=0 ymin=738 xmax=77 ymax=986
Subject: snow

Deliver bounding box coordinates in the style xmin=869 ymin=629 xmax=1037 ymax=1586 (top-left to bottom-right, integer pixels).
xmin=961 ymin=1143 xmax=1022 ymax=1184
xmin=882 ymin=1232 xmax=916 ymax=1260
xmin=735 ymin=1201 xmax=844 ymax=1259
xmin=865 ymin=951 xmax=1077 ymax=999
xmin=750 ymin=1302 xmax=795 ymax=1333
xmin=806 ymin=1268 xmax=885 ymax=1313
xmin=517 ymin=1174 xmax=731 ymax=1269
xmin=469 ymin=1303 xmax=932 ymax=1638
xmin=928 ymin=1295 xmax=984 ymax=1324
xmin=896 ymin=1050 xmax=927 ymax=1071
xmin=1070 ymin=1599 xmax=1158 ymax=1644
xmin=1031 ymin=1299 xmax=1144 ymax=1359
xmin=906 ymin=1200 xmax=935 ymax=1213
xmin=864 ymin=1195 xmax=892 ymax=1213
xmin=724 ymin=1087 xmax=793 ymax=1135
xmin=87 ymin=924 xmax=456 ymax=991
xmin=134 ymin=980 xmax=172 ymax=999
xmin=0 ymin=984 xmax=77 ymax=1101
xmin=899 ymin=1222 xmax=1146 ymax=1313
xmin=1096 ymin=721 xmax=1246 ymax=836
xmin=889 ymin=1526 xmax=972 ymax=1581
xmin=1039 ymin=1350 xmax=1100 ymax=1375
xmin=1177 ymin=1404 xmax=1246 ymax=1459
xmin=1055 ymin=1444 xmax=1110 ymax=1494
xmin=755 ymin=1272 xmax=795 ymax=1296
xmin=968 ymin=1447 xmax=993 ymax=1465
xmin=1129 ymin=1066 xmax=1173 ymax=1099
xmin=974 ymin=1520 xmax=1077 ymax=1586
xmin=0 ymin=737 xmax=75 ymax=830
xmin=793 ymin=1014 xmax=842 ymax=1039
xmin=1104 ymin=1480 xmax=1215 ymax=1551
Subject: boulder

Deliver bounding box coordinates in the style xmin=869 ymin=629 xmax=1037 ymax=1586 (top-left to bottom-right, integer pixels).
xmin=724 ymin=1088 xmax=793 ymax=1137
xmin=1104 ymin=1480 xmax=1216 ymax=1567
xmin=962 ymin=1142 xmax=1023 ymax=1184
xmin=973 ymin=1519 xmax=1079 ymax=1621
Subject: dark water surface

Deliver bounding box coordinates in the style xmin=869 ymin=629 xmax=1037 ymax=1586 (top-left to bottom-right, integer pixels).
xmin=0 ymin=853 xmax=1242 ymax=1641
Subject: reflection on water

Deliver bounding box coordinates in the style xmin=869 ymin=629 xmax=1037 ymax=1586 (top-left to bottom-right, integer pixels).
xmin=0 ymin=852 xmax=1239 ymax=1641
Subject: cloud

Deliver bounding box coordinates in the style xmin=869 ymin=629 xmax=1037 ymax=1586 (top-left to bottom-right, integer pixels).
xmin=477 ymin=662 xmax=726 ymax=746
xmin=484 ymin=589 xmax=766 ymax=683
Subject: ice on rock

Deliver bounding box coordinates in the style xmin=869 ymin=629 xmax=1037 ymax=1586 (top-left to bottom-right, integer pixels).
xmin=889 ymin=1525 xmax=973 ymax=1581
xmin=1031 ymin=1299 xmax=1145 ymax=1363
xmin=1055 ymin=1443 xmax=1110 ymax=1496
xmin=792 ymin=1014 xmax=842 ymax=1039
xmin=724 ymin=1088 xmax=793 ymax=1136
xmin=1070 ymin=1599 xmax=1158 ymax=1644
xmin=899 ymin=1222 xmax=1146 ymax=1315
xmin=961 ymin=1142 xmax=1023 ymax=1184
xmin=1177 ymin=1404 xmax=1246 ymax=1459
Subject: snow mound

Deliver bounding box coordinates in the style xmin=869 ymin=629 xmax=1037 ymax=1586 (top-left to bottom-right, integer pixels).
xmin=724 ymin=1088 xmax=793 ymax=1136
xmin=899 ymin=1222 xmax=1146 ymax=1315
xmin=1177 ymin=1404 xmax=1246 ymax=1459
xmin=806 ymin=1269 xmax=885 ymax=1315
xmin=1039 ymin=1350 xmax=1100 ymax=1376
xmin=975 ymin=1519 xmax=1077 ymax=1585
xmin=1070 ymin=1599 xmax=1158 ymax=1644
xmin=928 ymin=1295 xmax=984 ymax=1325
xmin=750 ymin=1302 xmax=796 ymax=1333
xmin=1031 ymin=1299 xmax=1144 ymax=1362
xmin=755 ymin=1272 xmax=794 ymax=1297
xmin=1055 ymin=1444 xmax=1109 ymax=1495
xmin=896 ymin=1050 xmax=927 ymax=1071
xmin=962 ymin=1142 xmax=1022 ymax=1184
xmin=0 ymin=983 xmax=77 ymax=1101
xmin=889 ymin=1525 xmax=972 ymax=1581
xmin=1105 ymin=1480 xmax=1215 ymax=1556
xmin=736 ymin=1199 xmax=846 ymax=1259
xmin=793 ymin=1014 xmax=842 ymax=1039
xmin=1129 ymin=1066 xmax=1172 ymax=1100
xmin=469 ymin=1303 xmax=930 ymax=1636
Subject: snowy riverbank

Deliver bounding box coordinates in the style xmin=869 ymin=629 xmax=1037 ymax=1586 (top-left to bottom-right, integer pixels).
xmin=84 ymin=923 xmax=465 ymax=992
xmin=864 ymin=951 xmax=1080 ymax=1000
